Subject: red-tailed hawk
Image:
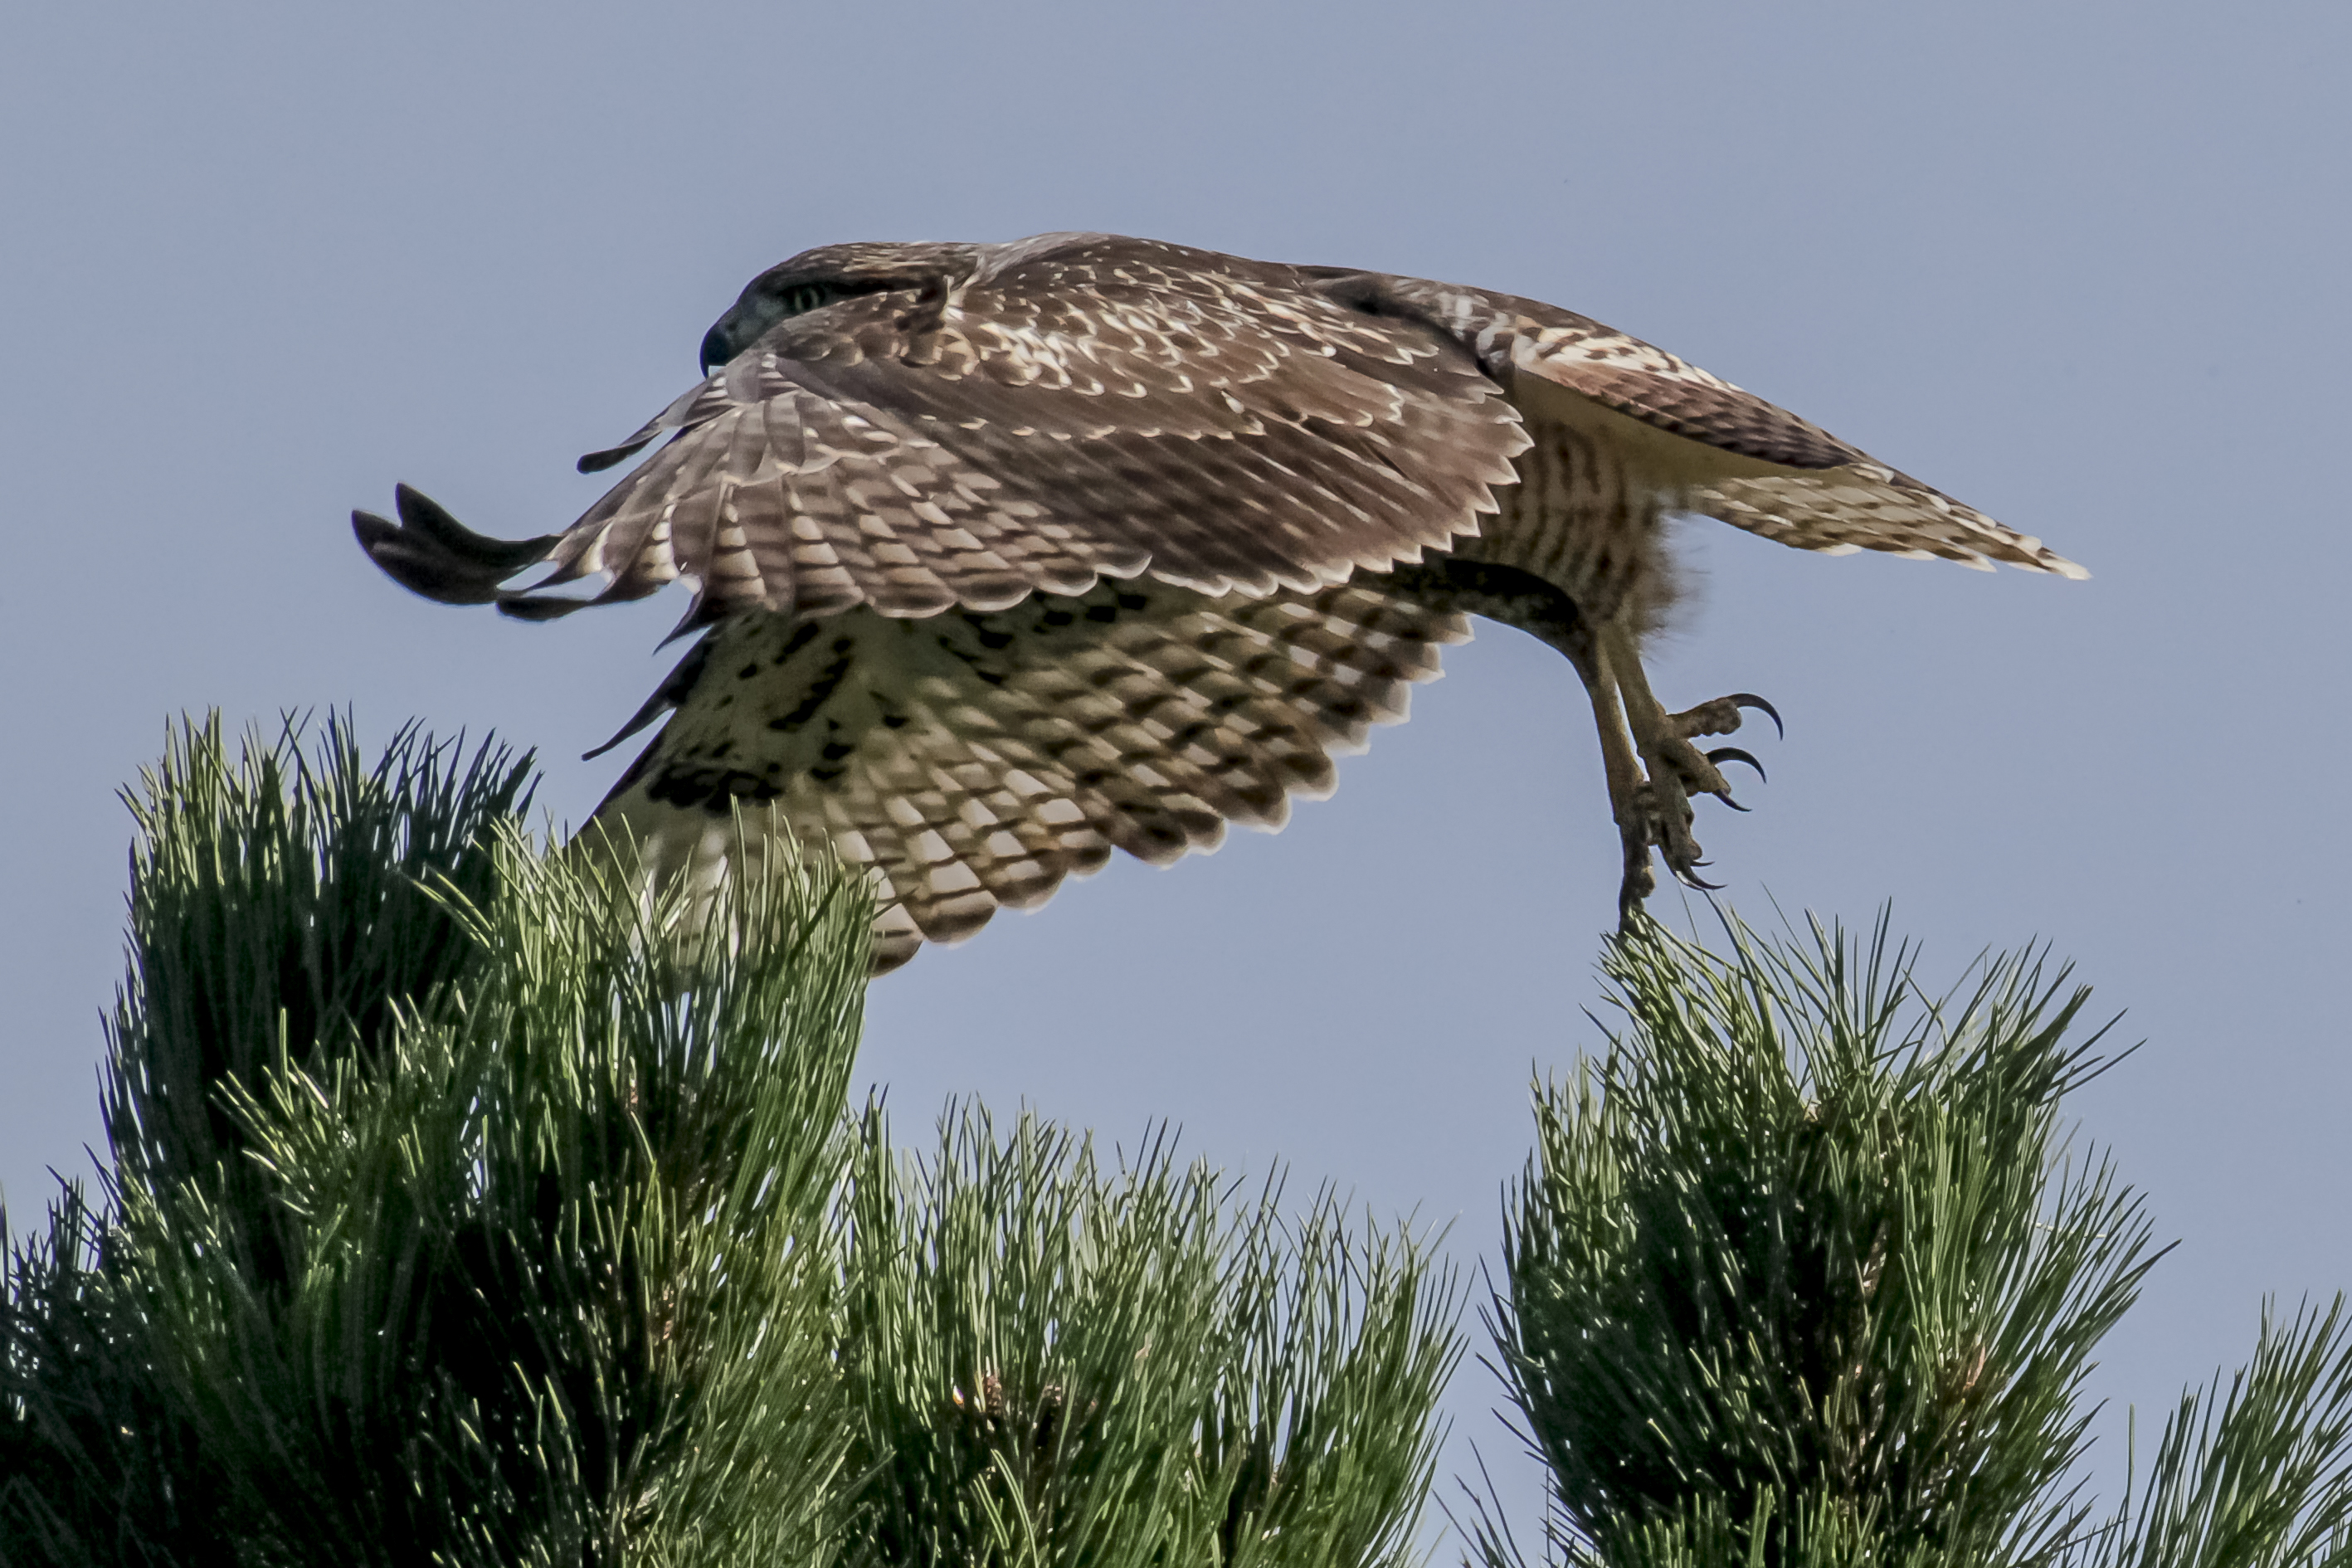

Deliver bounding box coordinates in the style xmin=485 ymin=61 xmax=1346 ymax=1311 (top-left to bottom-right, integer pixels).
xmin=356 ymin=232 xmax=2083 ymax=971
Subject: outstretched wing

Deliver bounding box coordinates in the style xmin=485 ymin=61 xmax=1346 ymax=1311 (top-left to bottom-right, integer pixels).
xmin=588 ymin=579 xmax=1469 ymax=973
xmin=359 ymin=236 xmax=1529 ymax=631
xmin=357 ymin=233 xmax=2086 ymax=970
xmin=1312 ymin=270 xmax=2087 ymax=578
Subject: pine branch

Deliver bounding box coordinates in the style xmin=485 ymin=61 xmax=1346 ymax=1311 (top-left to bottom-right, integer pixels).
xmin=1478 ymin=910 xmax=2158 ymax=1568
xmin=5 ymin=715 xmax=1458 ymax=1567
xmin=839 ymin=1103 xmax=1462 ymax=1567
xmin=2087 ymin=1297 xmax=2352 ymax=1568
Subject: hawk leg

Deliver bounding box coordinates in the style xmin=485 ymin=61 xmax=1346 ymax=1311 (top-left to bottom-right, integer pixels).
xmin=1591 ymin=621 xmax=1778 ymax=924
xmin=1364 ymin=557 xmax=1775 ymax=928
xmin=1565 ymin=639 xmax=1658 ymax=926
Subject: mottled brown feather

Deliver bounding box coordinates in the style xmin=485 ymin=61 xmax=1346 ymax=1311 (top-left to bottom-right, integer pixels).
xmin=589 ymin=577 xmax=1468 ymax=973
xmin=1310 ymin=269 xmax=2086 ymax=578
xmin=528 ymin=236 xmax=1527 ymax=624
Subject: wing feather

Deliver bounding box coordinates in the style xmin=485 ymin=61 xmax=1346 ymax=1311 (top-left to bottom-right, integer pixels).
xmin=447 ymin=237 xmax=1528 ymax=626
xmin=1508 ymin=310 xmax=2089 ymax=577
xmin=586 ymin=576 xmax=1468 ymax=972
xmin=1309 ymin=269 xmax=2088 ymax=579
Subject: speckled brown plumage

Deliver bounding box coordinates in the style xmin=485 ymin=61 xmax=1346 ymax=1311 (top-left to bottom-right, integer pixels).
xmin=354 ymin=231 xmax=2084 ymax=969
xmin=587 ymin=578 xmax=1466 ymax=971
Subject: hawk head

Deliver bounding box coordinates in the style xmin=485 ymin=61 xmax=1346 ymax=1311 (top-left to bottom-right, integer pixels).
xmin=698 ymin=239 xmax=981 ymax=373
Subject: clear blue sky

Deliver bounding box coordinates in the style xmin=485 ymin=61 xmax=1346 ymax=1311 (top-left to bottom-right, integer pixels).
xmin=5 ymin=0 xmax=2346 ymax=1542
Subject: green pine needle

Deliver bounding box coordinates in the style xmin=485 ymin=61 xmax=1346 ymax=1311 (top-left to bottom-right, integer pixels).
xmin=1475 ymin=910 xmax=2158 ymax=1568
xmin=10 ymin=719 xmax=2350 ymax=1568
xmin=4 ymin=715 xmax=1462 ymax=1568
xmin=839 ymin=1103 xmax=1462 ymax=1567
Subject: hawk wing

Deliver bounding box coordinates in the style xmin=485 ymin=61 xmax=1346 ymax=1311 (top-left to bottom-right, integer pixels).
xmin=588 ymin=577 xmax=1468 ymax=973
xmin=358 ymin=235 xmax=1529 ymax=632
xmin=1307 ymin=270 xmax=2088 ymax=578
xmin=358 ymin=234 xmax=2084 ymax=971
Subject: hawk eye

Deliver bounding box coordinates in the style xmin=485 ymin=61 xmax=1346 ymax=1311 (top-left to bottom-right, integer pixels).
xmin=702 ymin=277 xmax=889 ymax=373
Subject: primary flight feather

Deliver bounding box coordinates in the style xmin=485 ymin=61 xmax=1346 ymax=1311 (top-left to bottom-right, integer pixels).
xmin=356 ymin=231 xmax=2082 ymax=971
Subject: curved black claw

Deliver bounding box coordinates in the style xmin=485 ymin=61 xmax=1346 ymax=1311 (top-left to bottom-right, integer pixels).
xmin=1726 ymin=694 xmax=1784 ymax=739
xmin=1720 ymin=796 xmax=1751 ymax=813
xmin=1707 ymin=747 xmax=1767 ymax=785
xmin=1675 ymin=868 xmax=1726 ymax=892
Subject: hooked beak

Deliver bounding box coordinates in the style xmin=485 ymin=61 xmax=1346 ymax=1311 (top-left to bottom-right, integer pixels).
xmin=699 ymin=322 xmax=733 ymax=377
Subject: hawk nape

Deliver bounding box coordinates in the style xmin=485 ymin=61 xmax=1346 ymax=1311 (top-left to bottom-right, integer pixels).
xmin=355 ymin=232 xmax=2084 ymax=973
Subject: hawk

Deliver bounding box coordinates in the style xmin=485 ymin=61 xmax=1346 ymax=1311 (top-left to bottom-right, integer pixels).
xmin=355 ymin=232 xmax=2083 ymax=972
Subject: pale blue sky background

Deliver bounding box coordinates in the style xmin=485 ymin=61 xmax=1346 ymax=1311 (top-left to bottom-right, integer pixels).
xmin=4 ymin=0 xmax=2347 ymax=1543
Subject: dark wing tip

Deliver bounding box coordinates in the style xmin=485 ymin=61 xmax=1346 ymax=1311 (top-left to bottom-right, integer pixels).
xmin=351 ymin=507 xmax=402 ymax=553
xmin=577 ymin=439 xmax=654 ymax=475
xmin=352 ymin=487 xmax=561 ymax=606
xmin=581 ymin=634 xmax=713 ymax=759
xmin=392 ymin=485 xmax=562 ymax=570
xmin=353 ymin=505 xmax=497 ymax=604
xmin=494 ymin=594 xmax=592 ymax=622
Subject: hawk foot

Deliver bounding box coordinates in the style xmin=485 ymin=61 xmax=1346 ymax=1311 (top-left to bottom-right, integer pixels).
xmin=1609 ymin=773 xmax=1723 ymax=932
xmin=1610 ymin=689 xmax=1780 ymax=930
xmin=1670 ymin=692 xmax=1781 ymax=743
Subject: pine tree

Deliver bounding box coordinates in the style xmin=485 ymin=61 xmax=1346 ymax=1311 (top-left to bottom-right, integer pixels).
xmin=5 ymin=720 xmax=2350 ymax=1566
xmin=0 ymin=718 xmax=1456 ymax=1566
xmin=1465 ymin=917 xmax=2352 ymax=1568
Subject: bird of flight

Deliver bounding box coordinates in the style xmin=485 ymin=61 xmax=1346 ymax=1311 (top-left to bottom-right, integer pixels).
xmin=356 ymin=232 xmax=2084 ymax=972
